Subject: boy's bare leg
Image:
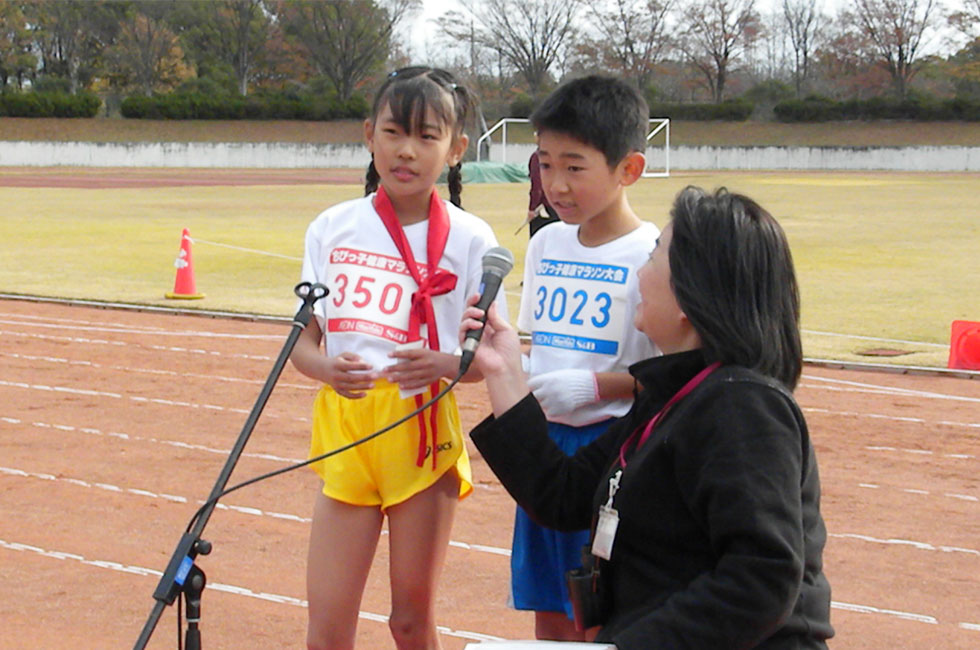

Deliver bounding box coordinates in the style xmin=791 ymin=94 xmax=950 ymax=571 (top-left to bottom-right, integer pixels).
xmin=535 ymin=610 xmax=586 ymax=641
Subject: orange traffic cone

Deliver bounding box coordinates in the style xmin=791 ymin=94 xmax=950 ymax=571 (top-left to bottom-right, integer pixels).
xmin=948 ymin=320 xmax=980 ymax=370
xmin=165 ymin=228 xmax=204 ymax=300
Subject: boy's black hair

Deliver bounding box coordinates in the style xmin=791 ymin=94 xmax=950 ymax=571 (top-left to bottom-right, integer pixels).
xmin=530 ymin=75 xmax=649 ymax=168
xmin=364 ymin=66 xmax=474 ymax=207
xmin=668 ymin=186 xmax=803 ymax=390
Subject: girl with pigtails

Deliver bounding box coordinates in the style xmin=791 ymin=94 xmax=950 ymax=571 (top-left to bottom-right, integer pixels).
xmin=290 ymin=66 xmax=505 ymax=650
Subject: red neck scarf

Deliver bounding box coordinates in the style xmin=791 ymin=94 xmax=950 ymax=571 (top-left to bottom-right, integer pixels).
xmin=374 ymin=186 xmax=458 ymax=468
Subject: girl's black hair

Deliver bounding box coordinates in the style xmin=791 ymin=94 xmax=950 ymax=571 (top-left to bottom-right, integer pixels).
xmin=364 ymin=66 xmax=473 ymax=208
xmin=668 ymin=186 xmax=803 ymax=389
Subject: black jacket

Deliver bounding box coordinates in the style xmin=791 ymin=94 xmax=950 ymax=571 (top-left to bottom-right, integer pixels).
xmin=470 ymin=350 xmax=833 ymax=649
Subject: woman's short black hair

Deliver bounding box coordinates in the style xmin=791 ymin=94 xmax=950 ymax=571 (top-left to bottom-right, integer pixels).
xmin=668 ymin=186 xmax=803 ymax=389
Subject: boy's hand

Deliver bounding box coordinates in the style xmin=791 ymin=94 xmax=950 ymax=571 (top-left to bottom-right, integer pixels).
xmin=324 ymin=352 xmax=378 ymax=399
xmin=383 ymin=347 xmax=456 ymax=391
xmin=527 ymin=369 xmax=599 ymax=418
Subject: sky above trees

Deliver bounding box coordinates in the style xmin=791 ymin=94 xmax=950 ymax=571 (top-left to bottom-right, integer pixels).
xmin=404 ymin=0 xmax=973 ymax=60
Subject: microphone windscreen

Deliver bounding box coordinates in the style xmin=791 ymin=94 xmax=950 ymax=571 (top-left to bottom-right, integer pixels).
xmin=482 ymin=246 xmax=515 ymax=276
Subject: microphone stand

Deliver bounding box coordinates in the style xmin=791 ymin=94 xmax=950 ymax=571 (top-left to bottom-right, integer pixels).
xmin=134 ymin=282 xmax=328 ymax=650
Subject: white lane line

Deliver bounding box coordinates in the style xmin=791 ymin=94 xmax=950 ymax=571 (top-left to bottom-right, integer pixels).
xmin=12 ymin=411 xmax=980 ymax=504
xmin=0 ymin=317 xmax=284 ymax=340
xmin=0 ymin=379 xmax=309 ymax=423
xmin=802 ymin=406 xmax=980 ymax=431
xmin=6 ymin=372 xmax=980 ymax=445
xmin=1 ymin=350 xmax=317 ymax=391
xmin=801 ymin=375 xmax=980 ymax=404
xmin=2 ymin=535 xmax=972 ymax=637
xmin=0 ymin=329 xmax=272 ymax=361
xmin=5 ymin=356 xmax=977 ymax=455
xmin=2 ymin=415 xmax=503 ymax=492
xmin=0 ymin=311 xmax=171 ymax=331
xmin=946 ymin=493 xmax=980 ymax=502
xmin=855 ymin=482 xmax=977 ymax=505
xmin=0 ymin=538 xmax=504 ymax=643
xmin=829 ymin=532 xmax=980 ymax=557
xmin=831 ymin=601 xmax=937 ymax=624
xmin=9 ymin=463 xmax=980 ymax=563
xmin=802 ymin=330 xmax=948 ymax=348
xmin=865 ymin=445 xmax=977 ymax=461
xmin=1 ymin=416 xmax=305 ymax=463
xmin=0 ymin=464 xmax=511 ymax=556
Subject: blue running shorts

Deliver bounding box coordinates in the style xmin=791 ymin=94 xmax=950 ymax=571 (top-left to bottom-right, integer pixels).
xmin=510 ymin=418 xmax=613 ymax=618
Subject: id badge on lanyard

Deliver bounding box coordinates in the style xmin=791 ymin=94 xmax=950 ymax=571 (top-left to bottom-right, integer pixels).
xmin=592 ymin=468 xmax=622 ymax=560
xmin=594 ymin=361 xmax=721 ymax=561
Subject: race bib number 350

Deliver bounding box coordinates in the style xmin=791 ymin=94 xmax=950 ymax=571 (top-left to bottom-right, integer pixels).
xmin=530 ymin=258 xmax=629 ymax=356
xmin=326 ymin=247 xmax=435 ymax=345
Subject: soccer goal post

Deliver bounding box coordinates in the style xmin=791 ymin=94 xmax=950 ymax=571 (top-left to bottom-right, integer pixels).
xmin=474 ymin=117 xmax=670 ymax=178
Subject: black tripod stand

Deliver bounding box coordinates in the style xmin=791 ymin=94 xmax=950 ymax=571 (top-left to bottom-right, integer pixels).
xmin=133 ymin=282 xmax=328 ymax=650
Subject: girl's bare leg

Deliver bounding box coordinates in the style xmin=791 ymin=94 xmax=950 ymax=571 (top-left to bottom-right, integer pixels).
xmin=306 ymin=492 xmax=383 ymax=650
xmin=385 ymin=470 xmax=460 ymax=650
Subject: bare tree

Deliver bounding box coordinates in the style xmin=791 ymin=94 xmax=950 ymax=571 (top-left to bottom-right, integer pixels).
xmin=578 ymin=0 xmax=673 ymax=90
xmin=747 ymin=9 xmax=791 ymax=82
xmin=676 ymin=0 xmax=760 ymax=102
xmin=456 ymin=0 xmax=581 ymax=94
xmin=811 ymin=15 xmax=887 ymax=99
xmin=783 ymin=0 xmax=823 ymax=96
xmin=948 ymin=0 xmax=980 ymax=40
xmin=433 ymin=10 xmax=499 ymax=80
xmin=281 ymin=0 xmax=417 ymax=101
xmin=852 ymin=0 xmax=939 ymax=98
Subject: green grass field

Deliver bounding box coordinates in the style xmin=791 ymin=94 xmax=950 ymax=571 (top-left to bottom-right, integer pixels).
xmin=0 ymin=168 xmax=975 ymax=368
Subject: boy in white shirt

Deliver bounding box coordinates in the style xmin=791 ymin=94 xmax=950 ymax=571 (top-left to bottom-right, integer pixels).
xmin=514 ymin=75 xmax=660 ymax=641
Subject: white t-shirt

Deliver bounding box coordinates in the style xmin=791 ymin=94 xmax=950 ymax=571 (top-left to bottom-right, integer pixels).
xmin=518 ymin=221 xmax=660 ymax=426
xmin=300 ymin=194 xmax=505 ymax=371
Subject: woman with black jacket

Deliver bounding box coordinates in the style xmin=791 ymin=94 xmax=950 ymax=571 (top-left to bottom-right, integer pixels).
xmin=461 ymin=187 xmax=834 ymax=649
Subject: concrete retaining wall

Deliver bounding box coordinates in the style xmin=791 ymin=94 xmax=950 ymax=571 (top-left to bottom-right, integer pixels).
xmin=0 ymin=140 xmax=371 ymax=169
xmin=491 ymin=142 xmax=980 ymax=172
xmin=1 ymin=139 xmax=978 ymax=171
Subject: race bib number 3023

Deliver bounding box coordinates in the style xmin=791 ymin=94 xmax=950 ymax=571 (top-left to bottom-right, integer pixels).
xmin=530 ymin=258 xmax=630 ymax=356
xmin=325 ymin=247 xmax=438 ymax=345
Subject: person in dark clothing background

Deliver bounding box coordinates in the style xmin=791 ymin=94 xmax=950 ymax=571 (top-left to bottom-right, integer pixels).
xmin=523 ymin=150 xmax=561 ymax=238
xmin=460 ymin=186 xmax=834 ymax=649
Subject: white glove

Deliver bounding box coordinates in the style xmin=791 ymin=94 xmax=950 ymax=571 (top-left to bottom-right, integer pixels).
xmin=527 ymin=369 xmax=598 ymax=419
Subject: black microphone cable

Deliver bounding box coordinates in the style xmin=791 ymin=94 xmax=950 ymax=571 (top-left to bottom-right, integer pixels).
xmin=164 ymin=254 xmax=508 ymax=648
xmin=184 ymin=246 xmax=514 ymax=532
xmin=171 ymin=370 xmax=463 ymax=649
xmin=183 ymin=372 xmax=463 ymax=535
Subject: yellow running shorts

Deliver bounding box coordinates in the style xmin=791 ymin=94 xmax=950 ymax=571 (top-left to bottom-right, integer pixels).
xmin=308 ymin=378 xmax=473 ymax=509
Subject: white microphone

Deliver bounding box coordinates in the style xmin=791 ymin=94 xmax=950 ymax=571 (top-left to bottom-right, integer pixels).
xmin=459 ymin=246 xmax=514 ymax=373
